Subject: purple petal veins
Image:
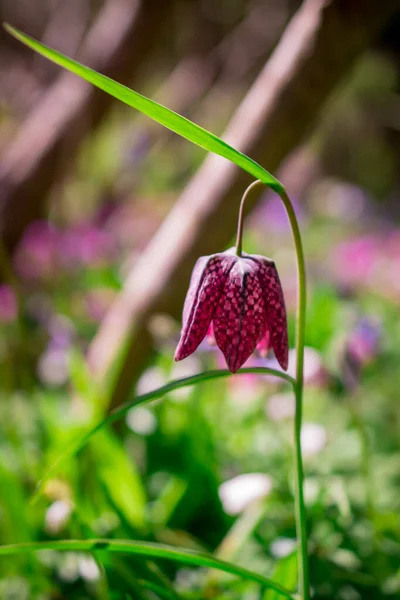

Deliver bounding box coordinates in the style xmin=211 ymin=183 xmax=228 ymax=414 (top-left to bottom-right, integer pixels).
xmin=255 ymin=257 xmax=288 ymax=370
xmin=174 ymin=255 xmax=234 ymax=361
xmin=213 ymin=261 xmax=265 ymax=373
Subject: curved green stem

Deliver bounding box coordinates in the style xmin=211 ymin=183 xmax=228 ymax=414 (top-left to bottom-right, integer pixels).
xmin=278 ymin=189 xmax=309 ymax=600
xmin=235 ymin=180 xmax=264 ymax=256
xmin=233 ymin=181 xmax=309 ymax=598
xmin=32 ymin=366 xmax=294 ymax=504
xmin=0 ymin=539 xmax=295 ymax=599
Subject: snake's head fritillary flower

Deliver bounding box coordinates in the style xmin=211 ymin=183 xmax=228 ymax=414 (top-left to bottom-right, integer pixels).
xmin=175 ymin=248 xmax=288 ymax=373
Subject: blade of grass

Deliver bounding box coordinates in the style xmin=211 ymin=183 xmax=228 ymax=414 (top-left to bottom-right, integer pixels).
xmin=0 ymin=539 xmax=295 ymax=599
xmin=204 ymin=500 xmax=266 ymax=592
xmin=3 ymin=24 xmax=283 ymax=195
xmin=32 ymin=367 xmax=294 ymax=502
xmin=138 ymin=579 xmax=180 ymax=600
xmin=113 ymin=555 xmax=184 ymax=600
xmin=143 ymin=561 xmax=185 ymax=600
xmin=264 ymin=552 xmax=297 ymax=600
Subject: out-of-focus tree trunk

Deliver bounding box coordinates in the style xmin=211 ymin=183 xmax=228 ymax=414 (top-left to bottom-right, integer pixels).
xmin=106 ymin=0 xmax=289 ymax=198
xmin=87 ymin=0 xmax=400 ymax=409
xmin=0 ymin=0 xmax=171 ymax=251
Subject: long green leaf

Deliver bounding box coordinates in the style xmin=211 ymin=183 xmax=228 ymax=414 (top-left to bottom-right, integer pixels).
xmin=0 ymin=538 xmax=295 ymax=599
xmin=264 ymin=552 xmax=298 ymax=600
xmin=32 ymin=367 xmax=294 ymax=502
xmin=3 ymin=24 xmax=283 ymax=194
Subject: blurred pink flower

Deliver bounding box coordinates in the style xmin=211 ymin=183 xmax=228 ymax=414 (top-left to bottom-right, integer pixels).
xmin=46 ymin=314 xmax=75 ymax=347
xmin=14 ymin=221 xmax=59 ymax=280
xmin=251 ymin=193 xmax=305 ymax=232
xmin=346 ymin=318 xmax=380 ymax=366
xmin=342 ymin=317 xmax=381 ymax=390
xmin=332 ymin=235 xmax=380 ymax=287
xmin=384 ymin=230 xmax=400 ymax=260
xmin=287 ymin=347 xmax=327 ymax=386
xmin=14 ymin=220 xmax=116 ymax=279
xmin=59 ymin=224 xmax=114 ymax=268
xmin=228 ymin=372 xmax=263 ymax=407
xmin=0 ymin=285 xmax=17 ymax=323
xmin=266 ymin=392 xmax=294 ymax=421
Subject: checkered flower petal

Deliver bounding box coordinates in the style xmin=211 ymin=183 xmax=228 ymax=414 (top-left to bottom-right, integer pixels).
xmin=174 ymin=254 xmax=235 ymax=361
xmin=213 ymin=260 xmax=265 ymax=373
xmin=255 ymin=257 xmax=289 ymax=370
xmin=175 ymin=248 xmax=288 ymax=372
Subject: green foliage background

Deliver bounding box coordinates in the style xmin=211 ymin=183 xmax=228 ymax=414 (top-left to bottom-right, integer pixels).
xmin=1 ymin=11 xmax=400 ymax=600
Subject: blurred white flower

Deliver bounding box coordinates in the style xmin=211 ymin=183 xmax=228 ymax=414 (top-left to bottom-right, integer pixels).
xmin=37 ymin=347 xmax=69 ymax=387
xmin=58 ymin=552 xmax=79 ymax=582
xmin=92 ymin=511 xmax=120 ymax=535
xmin=287 ymin=347 xmax=324 ymax=385
xmin=78 ymin=555 xmax=101 ymax=582
xmin=301 ymin=423 xmax=327 ymax=457
xmin=136 ymin=367 xmax=166 ymax=395
xmin=219 ymin=473 xmax=273 ymax=516
xmin=304 ymin=478 xmax=320 ymax=503
xmin=332 ymin=548 xmax=362 ymax=570
xmin=228 ymin=375 xmax=261 ymax=408
xmin=0 ymin=577 xmax=30 ymax=600
xmin=270 ymin=537 xmax=297 ymax=558
xmin=45 ymin=500 xmax=73 ymax=534
xmin=126 ymin=406 xmax=157 ymax=435
xmin=309 ymin=179 xmax=366 ymax=222
xmin=170 ymin=355 xmax=201 ymax=401
xmin=47 ymin=313 xmax=75 ymax=344
xmin=266 ymin=392 xmax=294 ymax=421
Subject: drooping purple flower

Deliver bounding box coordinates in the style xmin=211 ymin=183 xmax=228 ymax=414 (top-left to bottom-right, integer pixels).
xmin=175 ymin=248 xmax=288 ymax=373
